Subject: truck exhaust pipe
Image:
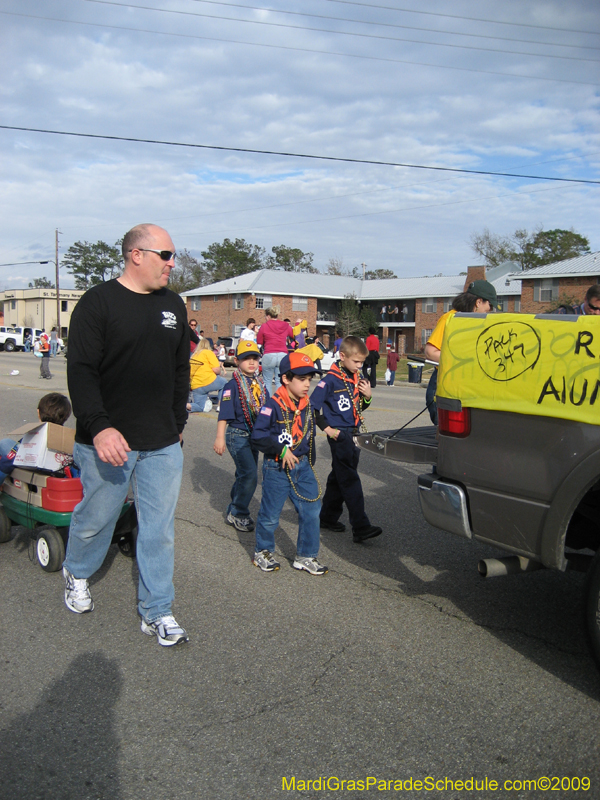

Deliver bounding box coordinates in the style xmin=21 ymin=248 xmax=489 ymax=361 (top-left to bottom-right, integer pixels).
xmin=478 ymin=556 xmax=545 ymax=578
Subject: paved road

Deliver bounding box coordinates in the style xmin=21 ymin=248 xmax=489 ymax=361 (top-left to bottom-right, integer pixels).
xmin=0 ymin=351 xmax=598 ymax=800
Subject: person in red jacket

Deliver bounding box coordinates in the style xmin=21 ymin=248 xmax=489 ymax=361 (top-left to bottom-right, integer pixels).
xmin=386 ymin=347 xmax=400 ymax=385
xmin=364 ymin=328 xmax=380 ymax=388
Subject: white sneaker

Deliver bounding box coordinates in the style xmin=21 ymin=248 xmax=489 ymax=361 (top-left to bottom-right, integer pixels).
xmin=141 ymin=615 xmax=189 ymax=646
xmin=253 ymin=550 xmax=280 ymax=572
xmin=63 ymin=566 xmax=94 ymax=613
xmin=292 ymin=556 xmax=328 ymax=575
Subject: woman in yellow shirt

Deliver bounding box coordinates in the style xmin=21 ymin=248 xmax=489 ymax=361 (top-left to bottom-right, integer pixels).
xmin=425 ymin=280 xmax=500 ymax=424
xmin=189 ymin=340 xmax=228 ymax=412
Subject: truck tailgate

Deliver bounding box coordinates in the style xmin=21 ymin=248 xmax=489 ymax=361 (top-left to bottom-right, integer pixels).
xmin=356 ymin=426 xmax=438 ymax=464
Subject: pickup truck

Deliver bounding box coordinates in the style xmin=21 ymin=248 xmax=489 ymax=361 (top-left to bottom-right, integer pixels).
xmin=358 ymin=312 xmax=600 ymax=670
xmin=0 ymin=326 xmax=43 ymax=351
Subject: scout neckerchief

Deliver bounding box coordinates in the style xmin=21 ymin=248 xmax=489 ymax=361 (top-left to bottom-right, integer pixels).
xmin=233 ymin=368 xmax=267 ymax=432
xmin=272 ymin=384 xmax=321 ymax=502
xmin=328 ymin=361 xmax=367 ymax=430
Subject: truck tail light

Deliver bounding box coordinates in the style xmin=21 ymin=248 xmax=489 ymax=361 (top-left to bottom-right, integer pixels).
xmin=438 ymin=407 xmax=471 ymax=438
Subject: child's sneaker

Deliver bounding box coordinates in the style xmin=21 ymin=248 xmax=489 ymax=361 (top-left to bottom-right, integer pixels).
xmin=63 ymin=566 xmax=94 ymax=613
xmin=293 ymin=556 xmax=328 ymax=575
xmin=227 ymin=513 xmax=255 ymax=532
xmin=253 ymin=550 xmax=280 ymax=572
xmin=141 ymin=615 xmax=189 ymax=646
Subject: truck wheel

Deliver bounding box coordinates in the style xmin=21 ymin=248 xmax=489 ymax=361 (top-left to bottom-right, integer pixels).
xmin=36 ymin=526 xmax=65 ymax=572
xmin=4 ymin=339 xmax=16 ymax=352
xmin=0 ymin=508 xmax=11 ymax=543
xmin=584 ymin=548 xmax=600 ymax=670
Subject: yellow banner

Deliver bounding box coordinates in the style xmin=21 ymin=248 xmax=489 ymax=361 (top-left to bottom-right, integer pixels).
xmin=438 ymin=313 xmax=600 ymax=425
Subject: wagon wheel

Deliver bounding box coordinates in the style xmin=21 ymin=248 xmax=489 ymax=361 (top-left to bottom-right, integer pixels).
xmin=0 ymin=507 xmax=11 ymax=543
xmin=36 ymin=525 xmax=65 ymax=572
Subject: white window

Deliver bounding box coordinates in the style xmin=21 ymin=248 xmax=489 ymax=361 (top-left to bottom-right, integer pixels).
xmin=514 ymin=299 xmax=521 ymax=313
xmin=422 ymin=298 xmax=436 ymax=314
xmin=214 ymin=295 xmax=218 ymax=302
xmin=233 ymin=293 xmax=244 ymax=310
xmin=255 ymin=294 xmax=271 ymax=309
xmin=421 ymin=328 xmax=433 ymax=347
xmin=10 ymin=301 xmax=16 ymax=310
xmin=443 ymin=298 xmax=452 ymax=312
xmin=534 ymin=279 xmax=559 ymax=303
xmin=292 ymin=296 xmax=308 ymax=311
xmin=213 ymin=323 xmax=218 ymax=332
xmin=190 ymin=297 xmax=201 ymax=311
xmin=497 ymin=297 xmax=505 ymax=312
xmin=233 ymin=325 xmax=244 ymax=336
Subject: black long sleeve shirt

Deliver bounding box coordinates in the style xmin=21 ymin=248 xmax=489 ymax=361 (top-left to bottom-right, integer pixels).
xmin=67 ymin=279 xmax=190 ymax=451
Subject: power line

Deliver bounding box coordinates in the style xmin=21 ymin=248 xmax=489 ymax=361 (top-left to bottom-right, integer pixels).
xmin=325 ymin=0 xmax=600 ymax=36
xmin=3 ymin=11 xmax=598 ymax=86
xmin=63 ymin=0 xmax=600 ymax=63
xmin=2 ymin=125 xmax=599 ymax=185
xmin=79 ymin=0 xmax=600 ymax=52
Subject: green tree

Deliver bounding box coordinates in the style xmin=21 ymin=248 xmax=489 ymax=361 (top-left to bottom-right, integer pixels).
xmin=365 ymin=268 xmax=396 ymax=280
xmin=359 ymin=305 xmax=379 ymax=337
xmin=201 ymin=238 xmax=266 ymax=282
xmin=470 ymin=227 xmax=590 ymax=271
xmin=28 ymin=277 xmax=55 ymax=289
xmin=168 ymin=249 xmax=210 ymax=293
xmin=336 ymin=294 xmax=362 ymax=336
xmin=62 ymin=240 xmax=122 ymax=290
xmin=268 ymin=245 xmax=317 ymax=273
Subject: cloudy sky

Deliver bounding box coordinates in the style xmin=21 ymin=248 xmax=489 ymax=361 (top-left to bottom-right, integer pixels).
xmin=1 ymin=0 xmax=599 ymax=289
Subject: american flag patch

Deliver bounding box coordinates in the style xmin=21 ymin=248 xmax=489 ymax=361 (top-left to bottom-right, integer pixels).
xmin=317 ymin=381 xmax=326 ymax=388
xmin=223 ymin=390 xmax=231 ymax=397
xmin=260 ymin=406 xmax=272 ymax=416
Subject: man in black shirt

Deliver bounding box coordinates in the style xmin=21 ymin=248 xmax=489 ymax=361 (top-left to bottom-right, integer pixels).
xmin=63 ymin=223 xmax=190 ymax=646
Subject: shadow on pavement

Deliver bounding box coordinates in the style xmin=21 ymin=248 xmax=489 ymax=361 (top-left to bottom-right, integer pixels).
xmin=0 ymin=652 xmax=123 ymax=800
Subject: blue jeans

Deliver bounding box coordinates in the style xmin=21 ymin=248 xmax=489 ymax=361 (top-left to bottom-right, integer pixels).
xmin=190 ymin=375 xmax=228 ymax=412
xmin=255 ymin=457 xmax=321 ymax=558
xmin=24 ymin=341 xmax=31 ymax=353
xmin=261 ymin=352 xmax=285 ymax=396
xmin=388 ymin=370 xmax=396 ymax=385
xmin=64 ymin=440 xmax=183 ymax=623
xmin=50 ymin=341 xmax=58 ymax=357
xmin=226 ymin=427 xmax=259 ymax=518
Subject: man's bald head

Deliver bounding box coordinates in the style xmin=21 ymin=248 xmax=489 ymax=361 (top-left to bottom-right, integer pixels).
xmin=122 ymin=224 xmax=167 ymax=261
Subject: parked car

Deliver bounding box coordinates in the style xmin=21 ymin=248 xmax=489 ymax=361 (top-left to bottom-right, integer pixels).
xmin=216 ymin=336 xmax=240 ymax=367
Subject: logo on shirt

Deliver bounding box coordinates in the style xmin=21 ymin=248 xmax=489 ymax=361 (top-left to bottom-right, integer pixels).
xmin=223 ymin=390 xmax=231 ymax=398
xmin=161 ymin=311 xmax=177 ymax=329
xmin=278 ymin=431 xmax=293 ymax=446
xmin=337 ymin=396 xmax=351 ymax=412
xmin=317 ymin=381 xmax=326 ymax=388
xmin=260 ymin=406 xmax=272 ymax=416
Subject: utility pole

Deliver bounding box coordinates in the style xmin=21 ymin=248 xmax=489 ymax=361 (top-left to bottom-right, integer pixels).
xmin=55 ymin=229 xmax=60 ymax=335
xmin=362 ymin=262 xmax=367 ymax=280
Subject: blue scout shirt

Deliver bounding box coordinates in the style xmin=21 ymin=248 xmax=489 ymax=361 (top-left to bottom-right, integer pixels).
xmin=251 ymin=390 xmax=316 ymax=463
xmin=218 ymin=378 xmax=249 ymax=431
xmin=310 ymin=364 xmax=371 ymax=429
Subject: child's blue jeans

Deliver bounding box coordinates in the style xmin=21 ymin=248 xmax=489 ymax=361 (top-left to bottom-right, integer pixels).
xmin=255 ymin=456 xmax=321 ymax=558
xmin=226 ymin=427 xmax=259 ymax=519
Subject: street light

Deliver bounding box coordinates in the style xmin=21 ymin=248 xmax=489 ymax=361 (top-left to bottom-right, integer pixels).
xmin=0 ymin=257 xmax=61 ymax=333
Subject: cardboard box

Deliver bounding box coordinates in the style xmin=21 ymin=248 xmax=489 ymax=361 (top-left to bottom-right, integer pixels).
xmin=10 ymin=423 xmax=75 ymax=472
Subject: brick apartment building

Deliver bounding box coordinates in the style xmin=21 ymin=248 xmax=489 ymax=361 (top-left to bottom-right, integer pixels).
xmin=508 ymin=251 xmax=600 ymax=314
xmin=181 ymin=263 xmax=522 ymax=354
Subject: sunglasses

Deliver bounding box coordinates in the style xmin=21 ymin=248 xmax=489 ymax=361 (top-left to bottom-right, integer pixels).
xmin=589 ymin=303 xmax=600 ymax=311
xmin=131 ymin=248 xmax=177 ymax=261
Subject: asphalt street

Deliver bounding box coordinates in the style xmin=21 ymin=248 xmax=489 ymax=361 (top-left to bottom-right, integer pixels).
xmin=0 ymin=351 xmax=599 ymax=800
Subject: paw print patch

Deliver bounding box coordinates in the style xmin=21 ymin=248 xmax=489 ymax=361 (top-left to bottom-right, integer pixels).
xmin=278 ymin=431 xmax=293 ymax=446
xmin=337 ymin=396 xmax=351 ymax=412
